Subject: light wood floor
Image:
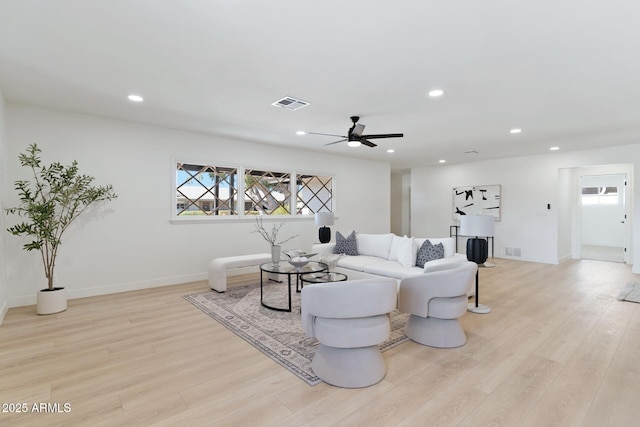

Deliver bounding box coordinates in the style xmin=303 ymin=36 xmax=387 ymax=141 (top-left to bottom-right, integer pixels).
xmin=1 ymin=258 xmax=639 ymax=426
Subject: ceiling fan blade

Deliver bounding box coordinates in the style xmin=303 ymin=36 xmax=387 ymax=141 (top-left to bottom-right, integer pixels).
xmin=324 ymin=138 xmax=347 ymax=146
xmin=351 ymin=123 xmax=365 ymax=137
xmin=360 ymin=133 xmax=404 ymax=139
xmin=361 ymin=139 xmax=377 ymax=148
xmin=308 ymin=132 xmax=347 ymax=138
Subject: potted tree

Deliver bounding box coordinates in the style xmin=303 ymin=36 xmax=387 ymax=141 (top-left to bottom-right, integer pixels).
xmin=5 ymin=143 xmax=117 ymax=314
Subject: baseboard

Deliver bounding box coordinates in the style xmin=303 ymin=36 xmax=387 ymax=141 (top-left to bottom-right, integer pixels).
xmin=69 ymin=272 xmax=208 ymax=300
xmin=557 ymin=254 xmax=573 ymax=264
xmin=8 ymin=272 xmax=209 ymax=308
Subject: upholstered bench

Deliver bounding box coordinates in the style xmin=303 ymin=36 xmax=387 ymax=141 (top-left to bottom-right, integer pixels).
xmin=209 ymin=254 xmax=272 ymax=292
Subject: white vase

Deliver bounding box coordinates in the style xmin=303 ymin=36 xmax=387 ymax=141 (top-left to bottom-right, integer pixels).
xmin=271 ymin=245 xmax=281 ymax=265
xmin=36 ymin=287 xmax=68 ymax=315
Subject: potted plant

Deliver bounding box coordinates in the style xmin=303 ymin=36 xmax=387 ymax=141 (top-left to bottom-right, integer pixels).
xmin=253 ymin=215 xmax=299 ymax=264
xmin=5 ymin=143 xmax=118 ymax=314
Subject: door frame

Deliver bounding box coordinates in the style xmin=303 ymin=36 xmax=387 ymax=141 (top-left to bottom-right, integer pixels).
xmin=572 ymin=164 xmax=633 ymax=264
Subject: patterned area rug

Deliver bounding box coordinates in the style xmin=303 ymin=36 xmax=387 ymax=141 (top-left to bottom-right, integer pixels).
xmin=617 ymin=282 xmax=640 ymax=303
xmin=184 ymin=282 xmax=409 ymax=386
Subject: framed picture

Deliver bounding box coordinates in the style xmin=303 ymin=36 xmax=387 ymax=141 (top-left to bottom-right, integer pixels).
xmin=452 ymin=185 xmax=501 ymax=221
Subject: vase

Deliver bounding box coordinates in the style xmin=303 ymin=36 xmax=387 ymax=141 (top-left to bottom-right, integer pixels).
xmin=271 ymin=245 xmax=281 ymax=265
xmin=36 ymin=287 xmax=67 ymax=315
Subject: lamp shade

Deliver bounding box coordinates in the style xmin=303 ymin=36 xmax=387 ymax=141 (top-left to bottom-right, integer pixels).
xmin=459 ymin=215 xmax=494 ymax=237
xmin=315 ymin=212 xmax=334 ymax=227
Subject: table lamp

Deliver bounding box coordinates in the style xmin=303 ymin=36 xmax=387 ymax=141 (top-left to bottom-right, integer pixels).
xmin=315 ymin=212 xmax=334 ymax=244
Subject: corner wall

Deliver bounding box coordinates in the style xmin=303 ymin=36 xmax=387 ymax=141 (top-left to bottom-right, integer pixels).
xmin=5 ymin=104 xmax=391 ymax=307
xmin=411 ymin=144 xmax=640 ymax=272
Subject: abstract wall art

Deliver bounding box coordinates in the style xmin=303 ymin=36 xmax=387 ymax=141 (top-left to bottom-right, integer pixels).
xmin=452 ymin=185 xmax=501 ymax=221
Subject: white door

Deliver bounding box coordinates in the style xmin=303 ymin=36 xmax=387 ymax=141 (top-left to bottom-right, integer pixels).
xmin=580 ymin=173 xmax=629 ymax=263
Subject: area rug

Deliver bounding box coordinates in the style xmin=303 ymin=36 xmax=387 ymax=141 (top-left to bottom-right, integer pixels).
xmin=184 ymin=282 xmax=409 ymax=386
xmin=617 ymin=282 xmax=640 ymax=303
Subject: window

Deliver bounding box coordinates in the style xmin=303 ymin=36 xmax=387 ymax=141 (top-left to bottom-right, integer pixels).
xmin=175 ymin=162 xmax=333 ymax=219
xmin=297 ymin=175 xmax=333 ymax=214
xmin=244 ymin=169 xmax=292 ymax=215
xmin=176 ymin=163 xmax=239 ymax=216
xmin=581 ymin=186 xmax=619 ymax=205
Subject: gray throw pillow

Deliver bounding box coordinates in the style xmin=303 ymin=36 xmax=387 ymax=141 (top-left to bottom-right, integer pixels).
xmin=334 ymin=231 xmax=358 ymax=256
xmin=415 ymin=239 xmax=444 ymax=268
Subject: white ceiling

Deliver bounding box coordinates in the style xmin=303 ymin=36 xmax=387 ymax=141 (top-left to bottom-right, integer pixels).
xmin=1 ymin=1 xmax=640 ymax=171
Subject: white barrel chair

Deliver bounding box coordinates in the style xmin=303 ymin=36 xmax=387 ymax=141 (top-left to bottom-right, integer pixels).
xmin=398 ymin=261 xmax=478 ymax=348
xmin=301 ymin=278 xmax=398 ymax=388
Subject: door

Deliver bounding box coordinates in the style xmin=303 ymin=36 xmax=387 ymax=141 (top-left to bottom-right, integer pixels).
xmin=580 ymin=173 xmax=629 ymax=263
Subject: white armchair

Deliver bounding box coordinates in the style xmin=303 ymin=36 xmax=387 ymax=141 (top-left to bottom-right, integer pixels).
xmin=398 ymin=261 xmax=478 ymax=348
xmin=301 ymin=278 xmax=398 ymax=388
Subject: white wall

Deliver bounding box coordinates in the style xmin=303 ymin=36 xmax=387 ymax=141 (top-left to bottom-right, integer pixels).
xmin=0 ymin=90 xmax=7 ymax=323
xmin=411 ymin=144 xmax=640 ymax=272
xmin=4 ymin=104 xmax=391 ymax=307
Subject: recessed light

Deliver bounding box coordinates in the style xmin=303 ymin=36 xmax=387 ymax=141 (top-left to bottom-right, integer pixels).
xmin=510 ymin=128 xmax=522 ymax=134
xmin=347 ymin=140 xmax=361 ymax=148
xmin=428 ymin=89 xmax=444 ymax=97
xmin=296 ymin=131 xmax=306 ymax=135
xmin=387 ymin=149 xmax=395 ymax=153
xmin=128 ymin=94 xmax=144 ymax=102
xmin=550 ymin=146 xmax=560 ymax=151
xmin=439 ymin=159 xmax=446 ymax=164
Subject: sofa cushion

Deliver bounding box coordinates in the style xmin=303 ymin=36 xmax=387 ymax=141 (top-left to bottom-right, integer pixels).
xmin=415 ymin=240 xmax=445 ymax=268
xmin=421 ymin=253 xmax=469 ymax=270
xmin=363 ymin=260 xmax=424 ymax=280
xmin=356 ymin=233 xmax=394 ymax=259
xmin=334 ymin=231 xmax=358 ymax=256
xmin=337 ymin=255 xmax=381 ymax=272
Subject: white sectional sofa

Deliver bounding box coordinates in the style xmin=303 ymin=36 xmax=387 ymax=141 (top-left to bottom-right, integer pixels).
xmin=312 ymin=233 xmax=469 ymax=281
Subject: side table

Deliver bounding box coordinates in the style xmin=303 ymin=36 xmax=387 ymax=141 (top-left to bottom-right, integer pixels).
xmin=259 ymin=261 xmax=327 ymax=312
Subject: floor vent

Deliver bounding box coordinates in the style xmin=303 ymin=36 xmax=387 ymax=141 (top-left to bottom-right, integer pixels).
xmin=271 ymin=96 xmax=310 ymax=111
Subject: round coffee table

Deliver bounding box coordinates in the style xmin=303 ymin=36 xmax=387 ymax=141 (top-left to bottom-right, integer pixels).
xmin=300 ymin=271 xmax=348 ymax=287
xmin=259 ymin=261 xmax=327 ymax=312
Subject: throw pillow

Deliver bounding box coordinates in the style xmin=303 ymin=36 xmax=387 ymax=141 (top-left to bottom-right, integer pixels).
xmin=388 ymin=234 xmax=404 ymax=261
xmin=415 ymin=239 xmax=444 ymax=268
xmin=334 ymin=231 xmax=358 ymax=256
xmin=397 ymin=236 xmax=414 ymax=267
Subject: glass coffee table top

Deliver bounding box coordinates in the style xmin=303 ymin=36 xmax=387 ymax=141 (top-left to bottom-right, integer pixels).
xmin=260 ymin=260 xmax=327 ymax=275
xmin=300 ymin=271 xmax=348 ymax=284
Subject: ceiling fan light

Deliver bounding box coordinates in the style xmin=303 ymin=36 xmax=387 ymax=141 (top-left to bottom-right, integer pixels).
xmin=347 ymin=140 xmax=361 ymax=148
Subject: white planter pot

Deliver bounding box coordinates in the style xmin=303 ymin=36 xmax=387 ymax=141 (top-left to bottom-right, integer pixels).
xmin=271 ymin=245 xmax=281 ymax=265
xmin=36 ymin=287 xmax=67 ymax=315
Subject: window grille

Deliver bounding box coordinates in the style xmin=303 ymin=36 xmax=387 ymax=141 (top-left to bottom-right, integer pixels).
xmin=176 ymin=163 xmax=239 ymax=216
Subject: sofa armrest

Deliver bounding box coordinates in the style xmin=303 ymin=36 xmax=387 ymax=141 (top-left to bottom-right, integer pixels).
xmin=312 ymin=242 xmax=335 ymax=256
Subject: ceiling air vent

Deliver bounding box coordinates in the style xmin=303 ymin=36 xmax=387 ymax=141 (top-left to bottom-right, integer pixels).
xmin=271 ymin=96 xmax=310 ymax=111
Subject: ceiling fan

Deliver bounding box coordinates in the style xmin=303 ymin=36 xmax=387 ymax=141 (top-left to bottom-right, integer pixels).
xmin=308 ymin=116 xmax=403 ymax=148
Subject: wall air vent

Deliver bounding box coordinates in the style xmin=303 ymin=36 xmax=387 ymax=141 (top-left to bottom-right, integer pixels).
xmin=271 ymin=96 xmax=310 ymax=111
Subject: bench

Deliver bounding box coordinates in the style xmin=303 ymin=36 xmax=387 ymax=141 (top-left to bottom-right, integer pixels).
xmin=209 ymin=254 xmax=272 ymax=292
